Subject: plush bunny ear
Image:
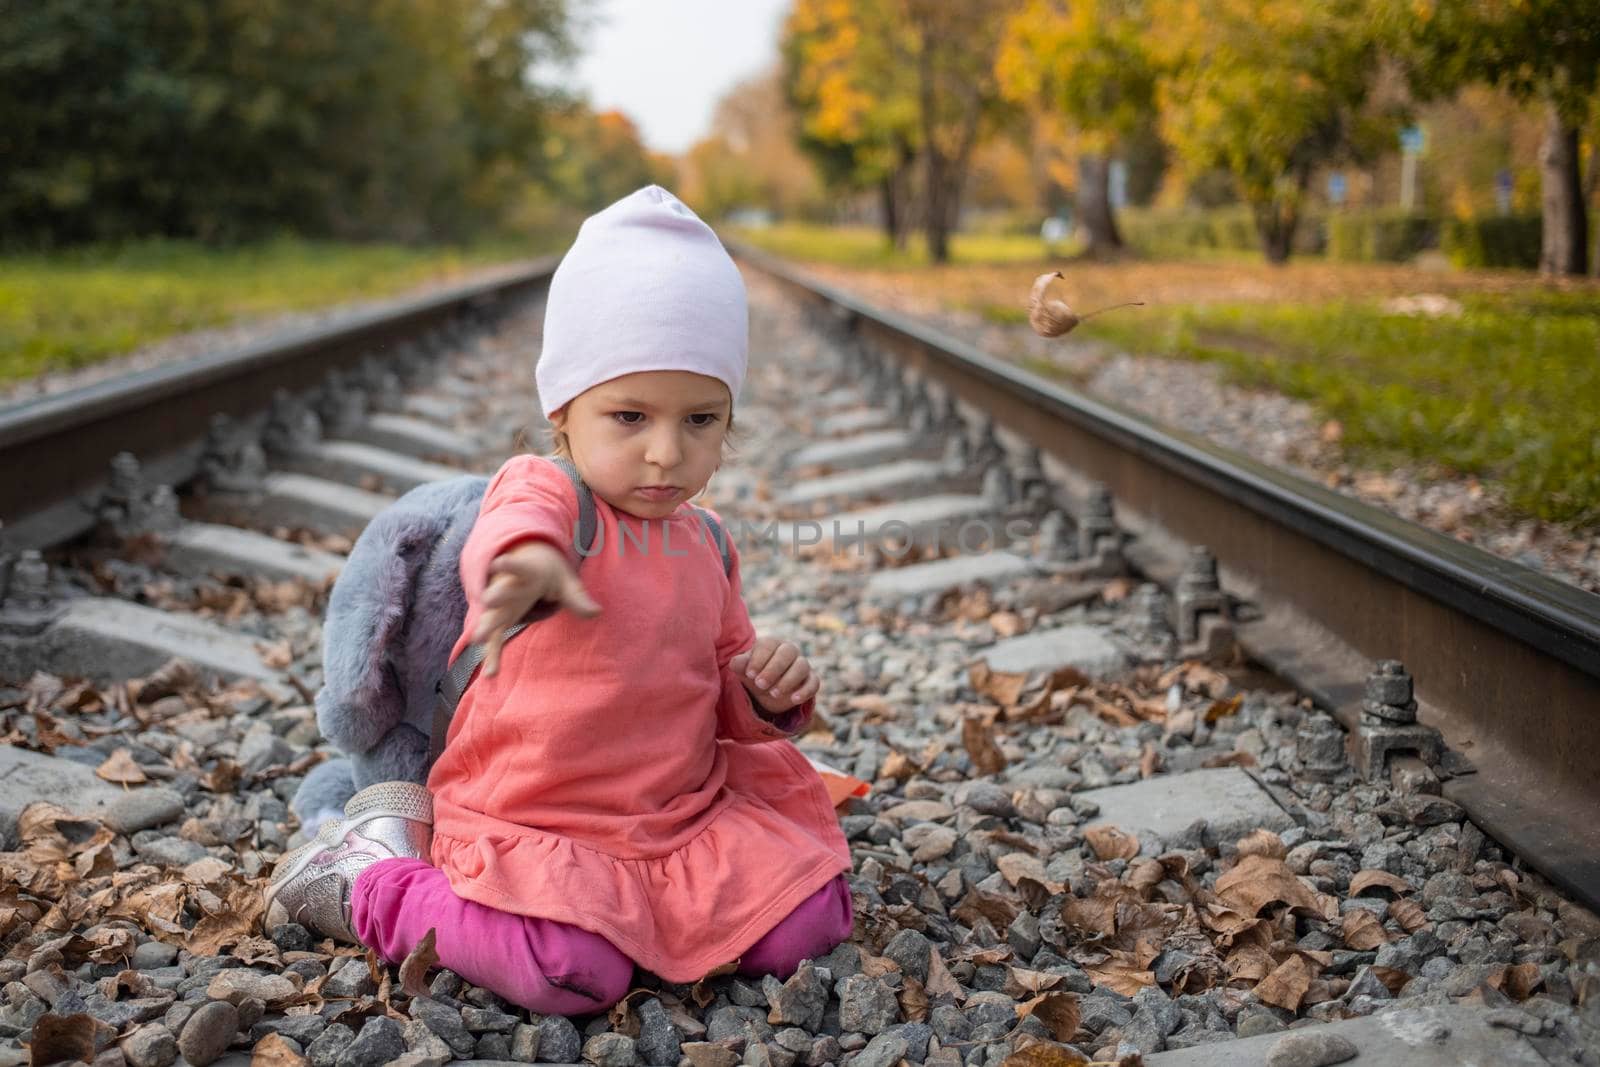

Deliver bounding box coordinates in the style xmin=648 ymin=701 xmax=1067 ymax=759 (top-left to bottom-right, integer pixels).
xmin=314 ymin=476 xmax=487 ymax=755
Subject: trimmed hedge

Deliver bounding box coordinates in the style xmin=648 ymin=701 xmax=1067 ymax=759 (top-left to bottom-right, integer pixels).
xmin=1442 ymin=216 xmax=1543 ymax=269
xmin=1327 ymin=211 xmax=1438 ymax=263
xmin=1120 ymin=206 xmax=1327 ymax=258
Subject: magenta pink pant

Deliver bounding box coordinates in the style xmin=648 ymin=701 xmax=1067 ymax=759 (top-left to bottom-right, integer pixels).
xmin=351 ymin=858 xmax=852 ymax=1014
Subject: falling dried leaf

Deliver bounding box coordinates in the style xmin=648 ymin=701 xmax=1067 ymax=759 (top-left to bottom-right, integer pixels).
xmin=1083 ymin=825 xmax=1140 ymax=862
xmin=1214 ymin=855 xmax=1323 ymax=916
xmin=1235 ymin=830 xmax=1286 ymax=861
xmin=398 ymin=928 xmax=438 ymax=998
xmin=1016 ymin=992 xmax=1081 ymax=1042
xmin=962 ymin=715 xmax=1008 ymax=776
xmin=95 ymin=748 xmax=148 ymax=785
xmin=1341 ymin=910 xmax=1389 ymax=950
xmin=1348 ymin=870 xmax=1412 ymax=897
xmin=1253 ymin=953 xmax=1318 ymax=1011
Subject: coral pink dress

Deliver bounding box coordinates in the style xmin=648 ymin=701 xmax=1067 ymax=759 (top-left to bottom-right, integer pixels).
xmin=426 ymin=455 xmax=850 ymax=982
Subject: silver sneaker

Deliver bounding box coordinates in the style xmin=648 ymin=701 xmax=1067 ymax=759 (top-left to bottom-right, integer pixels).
xmin=264 ymin=781 xmax=434 ymax=943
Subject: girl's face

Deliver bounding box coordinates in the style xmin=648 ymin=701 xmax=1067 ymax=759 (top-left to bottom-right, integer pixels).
xmin=550 ymin=370 xmax=731 ymax=519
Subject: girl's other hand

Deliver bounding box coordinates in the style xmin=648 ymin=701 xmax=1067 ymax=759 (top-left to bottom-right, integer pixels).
xmin=731 ymin=636 xmax=819 ymax=713
xmin=474 ymin=541 xmax=601 ymax=676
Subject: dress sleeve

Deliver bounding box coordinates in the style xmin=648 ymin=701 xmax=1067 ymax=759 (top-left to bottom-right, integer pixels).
xmin=459 ymin=455 xmax=581 ymax=606
xmin=712 ymin=519 xmax=816 ymax=744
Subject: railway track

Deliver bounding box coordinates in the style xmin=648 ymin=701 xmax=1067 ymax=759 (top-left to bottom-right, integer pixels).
xmin=0 ymin=253 xmax=1594 ymax=1065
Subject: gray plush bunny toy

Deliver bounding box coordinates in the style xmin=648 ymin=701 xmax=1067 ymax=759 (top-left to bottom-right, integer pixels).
xmin=290 ymin=474 xmax=489 ymax=833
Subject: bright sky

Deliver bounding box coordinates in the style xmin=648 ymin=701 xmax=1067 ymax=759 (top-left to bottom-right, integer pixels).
xmin=567 ymin=0 xmax=793 ymax=155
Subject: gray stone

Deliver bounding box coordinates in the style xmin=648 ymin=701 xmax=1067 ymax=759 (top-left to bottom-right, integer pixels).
xmin=707 ymin=1005 xmax=774 ymax=1046
xmin=1082 ymin=768 xmax=1292 ymax=851
xmin=882 ymin=1023 xmax=932 ymax=1063
xmin=206 ymin=970 xmax=297 ymax=1009
xmin=849 ymin=1033 xmax=908 ymax=1067
xmin=177 ymin=1000 xmax=239 ymax=1067
xmin=252 ymin=1014 xmax=326 ymax=1047
xmin=961 ymin=992 xmax=1015 ymax=1031
xmin=836 ymin=975 xmax=899 ymax=1036
xmin=134 ymin=835 xmax=208 ymax=867
xmin=322 ymin=957 xmax=377 ymax=1000
xmin=510 ymin=1021 xmax=542 ymax=1062
xmin=0 ymin=746 xmax=186 ymax=847
xmin=119 ymin=1022 xmax=177 ymax=1067
xmin=477 ymin=1032 xmax=513 ymax=1060
xmin=336 ymin=1016 xmax=406 ymax=1067
xmin=463 ymin=1005 xmax=519 ymax=1033
xmin=954 ymin=782 xmax=1013 ymax=819
xmin=236 ymin=726 xmax=295 ymax=774
xmin=130 ymin=942 xmax=179 ymax=970
xmin=929 ymin=1004 xmax=971 ymax=1044
xmin=1264 ymin=1030 xmax=1358 ymax=1067
xmin=980 ymin=624 xmax=1126 ymax=679
xmin=767 ymin=963 xmax=827 ymax=1032
xmin=635 ymin=998 xmax=681 ymax=1067
xmin=584 ymin=1032 xmax=637 ymax=1067
xmin=882 ymin=930 xmax=933 ymax=984
xmin=411 ymin=996 xmax=476 ymax=1058
xmin=538 ymin=1014 xmax=582 ymax=1063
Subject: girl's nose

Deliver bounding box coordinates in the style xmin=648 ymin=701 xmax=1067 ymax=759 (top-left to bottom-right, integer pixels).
xmin=644 ymin=428 xmax=683 ymax=468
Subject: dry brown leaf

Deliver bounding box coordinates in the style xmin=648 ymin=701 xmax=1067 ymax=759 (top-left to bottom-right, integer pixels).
xmin=1341 ymin=910 xmax=1389 ymax=950
xmin=28 ymin=1012 xmax=103 ymax=1065
xmin=96 ymin=748 xmax=149 ymax=785
xmin=970 ymin=662 xmax=1030 ymax=707
xmin=1389 ymin=898 xmax=1430 ymax=933
xmin=1061 ymin=894 xmax=1119 ymax=939
xmin=398 ymin=928 xmax=438 ymax=998
xmin=252 ymin=1032 xmax=309 ymax=1066
xmin=860 ymin=953 xmax=902 ymax=979
xmin=962 ymin=715 xmax=1008 ymax=776
xmin=257 ymin=639 xmax=294 ymax=669
xmin=1253 ymin=953 xmax=1318 ymax=1011
xmin=989 ymin=611 xmax=1025 ymax=637
xmin=1348 ymin=869 xmax=1412 ymax=897
xmin=1200 ymin=751 xmax=1257 ymax=769
xmin=1235 ymin=830 xmax=1286 ymax=861
xmin=925 ymin=949 xmax=964 ymax=1000
xmin=1138 ymin=744 xmax=1161 ymax=780
xmin=880 ymin=750 xmax=916 ymax=781
xmin=1016 ymin=991 xmax=1081 ymax=1042
xmin=998 ymin=1042 xmax=1090 ymax=1067
xmin=1495 ymin=962 xmax=1543 ymax=1000
xmin=1083 ymin=944 xmax=1158 ymax=997
xmin=1204 ymin=694 xmax=1244 ymax=722
xmin=846 ymin=694 xmax=896 ymax=718
xmin=1083 ymin=825 xmax=1140 ymax=862
xmin=1368 ymin=966 xmax=1410 ymax=994
xmin=899 ymin=975 xmax=929 ymax=1022
xmin=1214 ymin=855 xmax=1323 ymax=916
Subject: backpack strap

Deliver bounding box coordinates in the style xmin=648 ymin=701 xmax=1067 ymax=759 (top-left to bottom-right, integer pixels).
xmin=429 ymin=457 xmax=595 ymax=768
xmin=692 ymin=504 xmax=733 ymax=578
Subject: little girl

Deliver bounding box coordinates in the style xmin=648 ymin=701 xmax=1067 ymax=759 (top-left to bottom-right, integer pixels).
xmin=266 ymin=186 xmax=853 ymax=1014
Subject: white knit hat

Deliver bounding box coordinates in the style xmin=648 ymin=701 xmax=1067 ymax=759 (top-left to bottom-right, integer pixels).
xmin=536 ymin=185 xmax=747 ymax=419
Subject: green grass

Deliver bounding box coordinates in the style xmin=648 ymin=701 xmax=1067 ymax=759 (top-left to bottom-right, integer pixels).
xmin=0 ymin=236 xmax=556 ymax=387
xmin=731 ymin=223 xmax=1079 ymax=268
xmin=1013 ymin=295 xmax=1600 ymax=525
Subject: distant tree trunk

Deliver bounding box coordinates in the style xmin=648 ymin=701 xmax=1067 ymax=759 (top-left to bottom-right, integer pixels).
xmin=1076 ymin=153 xmax=1122 ymax=256
xmin=879 ymin=175 xmax=904 ymax=249
xmin=1254 ymin=200 xmax=1298 ymax=264
xmin=1537 ymin=101 xmax=1588 ymax=276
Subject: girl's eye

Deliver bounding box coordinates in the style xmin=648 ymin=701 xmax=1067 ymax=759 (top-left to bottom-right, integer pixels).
xmin=687 ymin=413 xmax=719 ymax=427
xmin=613 ymin=412 xmax=644 ymax=426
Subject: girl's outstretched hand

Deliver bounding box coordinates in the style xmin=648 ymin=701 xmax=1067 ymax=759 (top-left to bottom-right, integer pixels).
xmin=474 ymin=540 xmax=601 ymax=677
xmin=731 ymin=635 xmax=819 ymax=714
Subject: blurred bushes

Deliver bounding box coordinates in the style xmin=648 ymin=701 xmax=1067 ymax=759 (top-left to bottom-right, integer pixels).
xmin=1119 ymin=207 xmax=1326 ymax=259
xmin=1327 ymin=211 xmax=1438 ymax=263
xmin=1441 ymin=216 xmax=1544 ymax=269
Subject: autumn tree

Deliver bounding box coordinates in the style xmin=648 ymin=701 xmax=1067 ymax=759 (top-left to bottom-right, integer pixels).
xmin=996 ymin=0 xmax=1156 ymax=255
xmin=1147 ymin=0 xmax=1393 ymax=263
xmin=680 ymin=70 xmax=826 ymax=222
xmin=1382 ymin=0 xmax=1600 ymax=275
xmin=781 ymin=0 xmax=920 ymax=247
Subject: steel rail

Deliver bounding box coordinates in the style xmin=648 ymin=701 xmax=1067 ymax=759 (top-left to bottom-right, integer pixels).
xmin=734 ymin=243 xmax=1600 ymax=910
xmin=0 ymin=259 xmax=558 ymax=550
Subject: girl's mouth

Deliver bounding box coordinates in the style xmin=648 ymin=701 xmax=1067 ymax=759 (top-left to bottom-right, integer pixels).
xmin=636 ymin=486 xmax=680 ymax=501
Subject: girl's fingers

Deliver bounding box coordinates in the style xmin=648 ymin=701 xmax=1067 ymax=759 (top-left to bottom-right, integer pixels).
xmin=765 ymin=658 xmax=809 ymax=699
xmin=561 ymin=573 xmax=601 ymax=617
xmin=753 ymin=644 xmax=798 ymax=689
xmin=481 ymin=628 xmax=504 ymax=678
xmin=790 ymin=672 xmax=820 ymax=706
